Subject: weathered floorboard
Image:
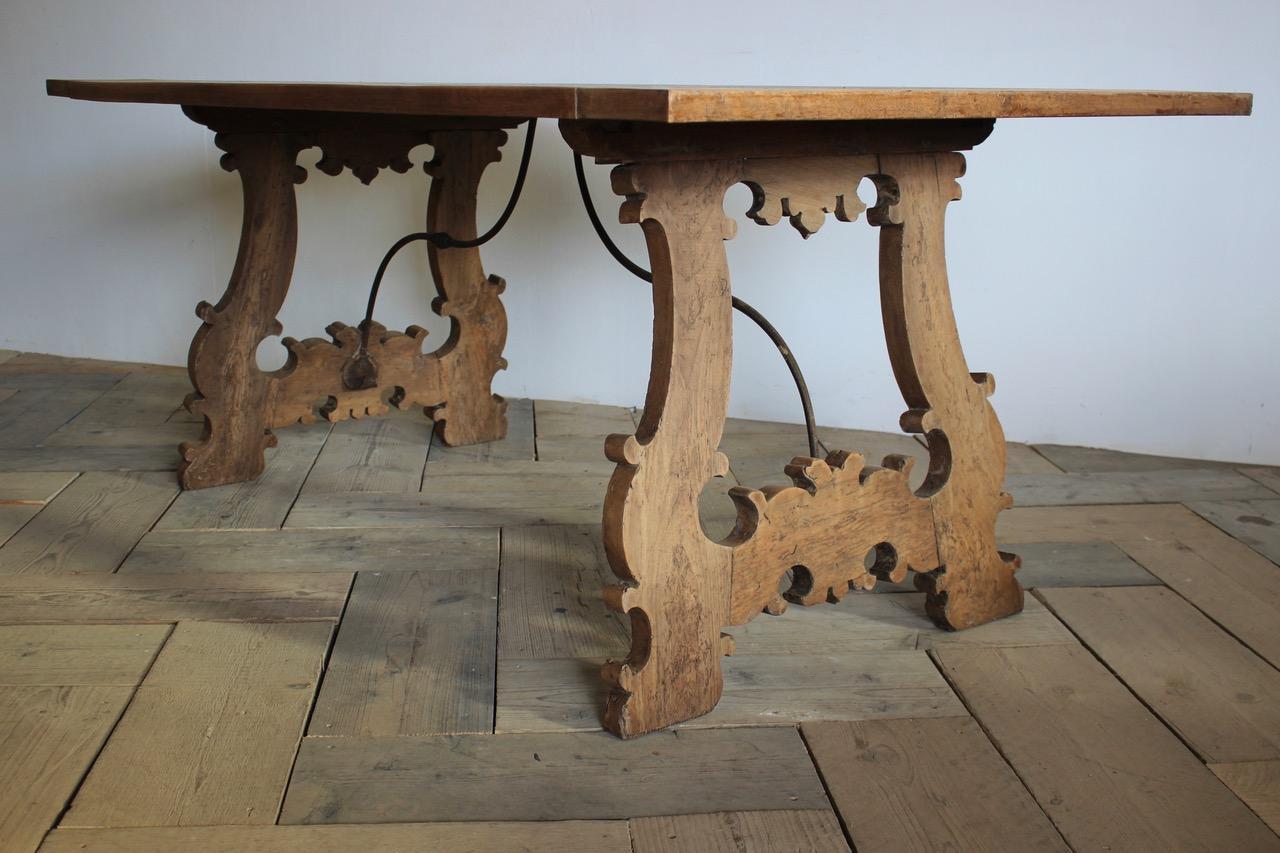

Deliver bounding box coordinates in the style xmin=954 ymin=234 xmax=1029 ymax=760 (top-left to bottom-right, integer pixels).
xmin=120 ymin=526 xmax=498 ymax=574
xmin=280 ymin=727 xmax=829 ymax=823
xmin=309 ymin=569 xmax=497 ymax=736
xmin=803 ymin=717 xmax=1068 ymax=852
xmin=934 ymin=644 xmax=1277 ymax=850
xmin=630 ymin=810 xmax=850 ymax=853
xmin=64 ymin=621 xmax=333 ymax=827
xmin=1038 ymin=586 xmax=1280 ymax=763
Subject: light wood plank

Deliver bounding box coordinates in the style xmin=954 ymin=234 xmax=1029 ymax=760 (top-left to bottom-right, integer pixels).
xmin=426 ymin=397 xmax=535 ymax=465
xmin=0 ymin=372 xmax=121 ymax=391
xmin=121 ymin=526 xmax=498 ymax=573
xmin=802 ymin=717 xmax=1067 ymax=852
xmin=0 ymin=571 xmax=351 ymax=623
xmin=1117 ymin=535 xmax=1280 ymax=668
xmin=1038 ymin=586 xmax=1280 ymax=763
xmin=64 ymin=621 xmax=332 ymax=827
xmin=934 ymin=644 xmax=1277 ymax=851
xmin=309 ymin=569 xmax=496 ymax=736
xmin=496 ymin=651 xmax=966 ymax=733
xmin=0 ymin=624 xmax=169 ymax=685
xmin=0 ymin=388 xmax=105 ymax=447
xmin=498 ymin=525 xmax=628 ymax=660
xmin=0 ymin=685 xmax=137 ymax=853
xmin=997 ymin=503 xmax=1221 ymax=544
xmin=40 ymin=821 xmax=631 ymax=853
xmin=0 ymin=446 xmax=179 ymax=472
xmin=1033 ymin=443 xmax=1246 ymax=473
xmin=630 ymin=810 xmax=849 ymax=853
xmin=281 ymin=727 xmax=829 ymax=823
xmin=0 ymin=618 xmax=169 ymax=853
xmin=0 ymin=472 xmax=177 ymax=573
xmin=43 ymin=373 xmax=195 ymax=445
xmin=1005 ymin=469 xmax=1273 ymax=506
xmin=1210 ymin=761 xmax=1280 ymax=835
xmin=157 ymin=423 xmax=330 ymax=529
xmin=0 ymin=472 xmax=78 ymax=503
xmin=1186 ymin=499 xmax=1280 ymax=564
xmin=300 ymin=413 xmax=431 ymax=494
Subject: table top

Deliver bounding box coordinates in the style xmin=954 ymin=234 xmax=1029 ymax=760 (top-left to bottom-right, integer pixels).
xmin=46 ymin=80 xmax=1252 ymax=123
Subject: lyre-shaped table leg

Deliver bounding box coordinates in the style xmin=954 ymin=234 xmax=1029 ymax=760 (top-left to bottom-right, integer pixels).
xmin=599 ymin=160 xmax=738 ymax=738
xmin=424 ymin=130 xmax=510 ymax=446
xmin=179 ymin=133 xmax=307 ymax=490
xmin=874 ymin=153 xmax=1023 ymax=629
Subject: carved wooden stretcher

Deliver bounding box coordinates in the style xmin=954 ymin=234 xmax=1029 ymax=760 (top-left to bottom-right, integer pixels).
xmin=46 ymin=80 xmax=1251 ymax=737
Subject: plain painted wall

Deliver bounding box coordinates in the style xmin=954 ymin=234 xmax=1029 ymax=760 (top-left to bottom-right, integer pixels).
xmin=1 ymin=0 xmax=1276 ymax=463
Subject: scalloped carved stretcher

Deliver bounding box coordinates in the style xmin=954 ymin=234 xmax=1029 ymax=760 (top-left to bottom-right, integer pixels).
xmin=45 ymin=80 xmax=1252 ymax=738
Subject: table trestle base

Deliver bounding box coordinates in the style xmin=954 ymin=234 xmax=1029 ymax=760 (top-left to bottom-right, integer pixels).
xmin=176 ymin=109 xmax=515 ymax=489
xmin=565 ymin=122 xmax=1024 ymax=738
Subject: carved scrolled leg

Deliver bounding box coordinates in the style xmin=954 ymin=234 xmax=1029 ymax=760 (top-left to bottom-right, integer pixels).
xmin=424 ymin=130 xmax=510 ymax=445
xmin=874 ymin=153 xmax=1022 ymax=629
xmin=179 ymin=133 xmax=308 ymax=490
xmin=600 ymin=160 xmax=739 ymax=738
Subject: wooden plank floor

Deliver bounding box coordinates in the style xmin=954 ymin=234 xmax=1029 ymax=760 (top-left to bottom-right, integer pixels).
xmin=1 ymin=351 xmax=1278 ymax=852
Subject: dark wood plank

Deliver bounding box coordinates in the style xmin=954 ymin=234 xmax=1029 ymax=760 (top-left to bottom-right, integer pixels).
xmin=1005 ymin=470 xmax=1273 ymax=506
xmin=308 ymin=569 xmax=497 ymax=736
xmin=0 ymin=446 xmax=179 ymax=472
xmin=0 ymin=388 xmax=105 ymax=447
xmin=1008 ymin=541 xmax=1159 ymax=588
xmin=1186 ymin=499 xmax=1280 ymax=564
xmin=1038 ymin=586 xmax=1280 ymax=763
xmin=496 ymin=651 xmax=965 ymax=733
xmin=0 ymin=571 xmax=351 ymax=623
xmin=120 ymin=526 xmax=498 ymax=573
xmin=64 ymin=621 xmax=332 ymax=828
xmin=1032 ymin=443 xmax=1247 ymax=473
xmin=280 ymin=727 xmax=829 ymax=823
xmin=0 ymin=472 xmax=177 ymax=573
xmin=803 ymin=718 xmax=1067 ymax=852
xmin=933 ymin=644 xmax=1277 ymax=850
xmin=630 ymin=810 xmax=849 ymax=853
xmin=40 ymin=821 xmax=631 ymax=853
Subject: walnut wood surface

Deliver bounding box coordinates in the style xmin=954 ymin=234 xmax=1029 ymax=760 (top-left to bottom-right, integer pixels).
xmin=48 ymin=80 xmax=1252 ymax=122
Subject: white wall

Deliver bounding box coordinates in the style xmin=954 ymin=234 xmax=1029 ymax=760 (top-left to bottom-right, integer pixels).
xmin=1 ymin=0 xmax=1276 ymax=463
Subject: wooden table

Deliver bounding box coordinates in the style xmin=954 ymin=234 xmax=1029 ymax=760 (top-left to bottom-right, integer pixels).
xmin=46 ymin=81 xmax=1252 ymax=737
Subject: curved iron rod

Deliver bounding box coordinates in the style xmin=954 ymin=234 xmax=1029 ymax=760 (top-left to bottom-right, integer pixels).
xmin=359 ymin=119 xmax=538 ymax=353
xmin=573 ymin=152 xmax=820 ymax=458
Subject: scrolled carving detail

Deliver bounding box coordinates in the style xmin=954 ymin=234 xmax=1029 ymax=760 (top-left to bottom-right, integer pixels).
xmin=268 ymin=320 xmax=445 ymax=427
xmin=314 ymin=130 xmax=428 ymax=184
xmin=725 ymin=450 xmax=939 ymax=625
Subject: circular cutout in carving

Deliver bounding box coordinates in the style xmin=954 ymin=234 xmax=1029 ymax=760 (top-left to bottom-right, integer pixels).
xmin=783 ymin=565 xmax=814 ymax=601
xmin=865 ymin=541 xmax=898 ymax=581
